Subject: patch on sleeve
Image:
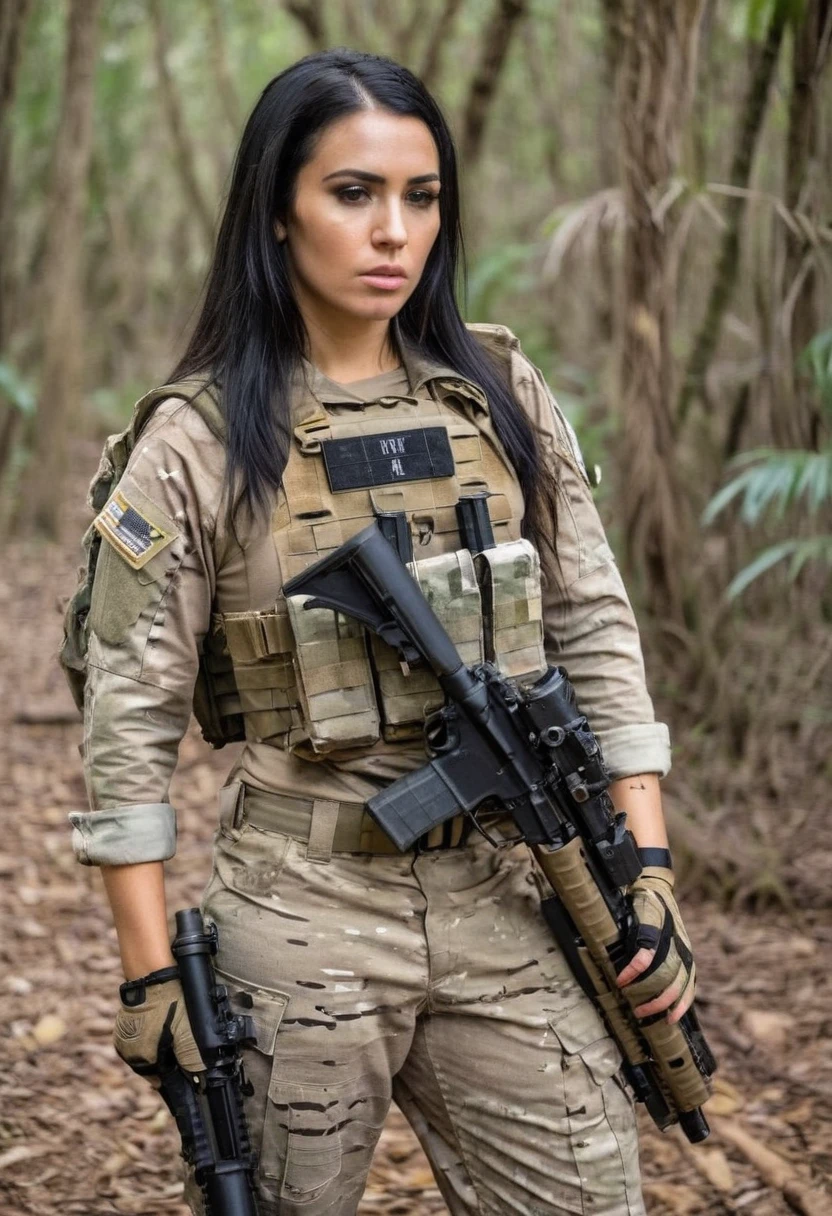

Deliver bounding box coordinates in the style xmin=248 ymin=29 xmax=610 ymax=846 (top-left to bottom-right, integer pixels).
xmin=93 ymin=488 xmax=177 ymax=570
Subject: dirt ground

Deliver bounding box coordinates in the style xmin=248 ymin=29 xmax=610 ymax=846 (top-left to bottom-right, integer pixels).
xmin=1 ymin=451 xmax=830 ymax=1215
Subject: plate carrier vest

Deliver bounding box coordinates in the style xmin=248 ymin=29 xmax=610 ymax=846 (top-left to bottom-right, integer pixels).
xmin=60 ymin=329 xmax=549 ymax=757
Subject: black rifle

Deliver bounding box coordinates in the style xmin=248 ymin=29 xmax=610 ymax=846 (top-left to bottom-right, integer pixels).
xmin=158 ymin=909 xmax=259 ymax=1215
xmin=283 ymin=519 xmax=717 ymax=1143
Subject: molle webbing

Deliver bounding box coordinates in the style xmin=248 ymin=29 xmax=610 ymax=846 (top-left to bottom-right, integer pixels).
xmin=286 ymin=596 xmax=379 ymax=752
xmin=219 ymin=610 xmax=299 ymax=746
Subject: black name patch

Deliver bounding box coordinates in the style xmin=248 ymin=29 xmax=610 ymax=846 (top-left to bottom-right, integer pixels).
xmin=321 ymin=427 xmax=455 ymax=491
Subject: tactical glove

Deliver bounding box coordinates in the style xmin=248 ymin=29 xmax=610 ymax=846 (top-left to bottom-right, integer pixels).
xmin=622 ymin=864 xmax=696 ymax=1020
xmin=114 ymin=965 xmax=205 ymax=1083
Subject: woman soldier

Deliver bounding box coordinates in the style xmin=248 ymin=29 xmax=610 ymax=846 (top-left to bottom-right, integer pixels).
xmin=67 ymin=49 xmax=696 ymax=1216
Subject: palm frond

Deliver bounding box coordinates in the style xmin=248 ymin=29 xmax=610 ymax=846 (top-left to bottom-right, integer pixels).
xmin=541 ymin=188 xmax=625 ymax=284
xmin=704 ymin=450 xmax=832 ymax=526
xmin=726 ymin=541 xmax=800 ymax=599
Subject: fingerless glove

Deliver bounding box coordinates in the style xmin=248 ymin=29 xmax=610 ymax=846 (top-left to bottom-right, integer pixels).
xmin=623 ymin=865 xmax=696 ymax=1018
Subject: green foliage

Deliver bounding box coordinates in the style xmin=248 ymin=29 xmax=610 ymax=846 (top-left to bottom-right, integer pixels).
xmin=702 ymin=445 xmax=832 ymax=524
xmin=704 ymin=330 xmax=832 ymax=597
xmin=0 ymin=362 xmax=35 ymax=415
xmin=745 ymin=0 xmax=806 ymax=40
xmin=798 ymin=328 xmax=832 ymax=411
xmin=89 ymin=381 xmax=148 ymax=430
xmin=465 ymin=242 xmax=542 ymax=321
xmin=722 ymin=535 xmax=832 ymax=597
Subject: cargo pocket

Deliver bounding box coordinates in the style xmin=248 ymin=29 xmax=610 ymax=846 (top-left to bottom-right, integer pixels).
xmin=548 ymin=999 xmax=623 ymax=1130
xmin=215 ymin=970 xmax=292 ymax=1194
xmin=218 ymin=971 xmax=345 ymax=1205
xmin=268 ymin=1061 xmax=347 ymax=1205
xmin=548 ymin=1002 xmax=643 ymax=1212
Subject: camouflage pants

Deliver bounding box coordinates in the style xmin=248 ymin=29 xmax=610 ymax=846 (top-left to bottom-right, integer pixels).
xmin=184 ymin=800 xmax=646 ymax=1216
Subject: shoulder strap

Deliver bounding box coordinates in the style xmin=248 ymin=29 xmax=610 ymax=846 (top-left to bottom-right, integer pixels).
xmin=131 ymin=379 xmax=226 ymax=444
xmin=465 ymin=322 xmax=521 ymax=372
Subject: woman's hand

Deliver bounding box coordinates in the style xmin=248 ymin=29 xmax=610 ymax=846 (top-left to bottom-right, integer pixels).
xmin=115 ymin=970 xmax=205 ymax=1090
xmin=615 ymin=866 xmax=696 ymax=1026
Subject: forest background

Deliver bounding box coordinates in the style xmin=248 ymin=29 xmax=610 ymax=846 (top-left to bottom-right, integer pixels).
xmin=0 ymin=1 xmax=830 ymax=1214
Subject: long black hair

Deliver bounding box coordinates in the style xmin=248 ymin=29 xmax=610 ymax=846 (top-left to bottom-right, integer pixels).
xmin=170 ymin=48 xmax=555 ymax=555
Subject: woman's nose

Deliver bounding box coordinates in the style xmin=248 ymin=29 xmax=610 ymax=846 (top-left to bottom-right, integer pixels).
xmin=373 ymin=201 xmax=407 ymax=248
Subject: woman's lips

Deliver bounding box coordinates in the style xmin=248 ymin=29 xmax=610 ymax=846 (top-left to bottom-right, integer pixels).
xmin=359 ymin=273 xmax=407 ymax=290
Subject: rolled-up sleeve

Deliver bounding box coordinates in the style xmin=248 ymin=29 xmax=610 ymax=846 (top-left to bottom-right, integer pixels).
xmin=508 ymin=337 xmax=672 ymax=779
xmin=68 ymin=400 xmax=224 ymax=865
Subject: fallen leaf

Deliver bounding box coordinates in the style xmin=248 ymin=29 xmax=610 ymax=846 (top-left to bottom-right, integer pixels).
xmin=740 ymin=1009 xmax=795 ymax=1052
xmin=6 ymin=975 xmax=33 ymax=995
xmin=0 ymin=1144 xmax=50 ymax=1169
xmin=18 ymin=917 xmax=48 ymax=938
xmin=643 ymin=1181 xmax=704 ymax=1214
xmin=0 ymin=1145 xmax=37 ymax=1170
xmin=148 ymin=1108 xmax=169 ymax=1133
xmin=100 ymin=1150 xmax=131 ymax=1175
xmin=704 ymin=1075 xmax=745 ymax=1116
xmin=712 ymin=1117 xmax=829 ymax=1212
xmin=713 ymin=1117 xmax=793 ymax=1188
xmin=781 ymin=1098 xmax=814 ymax=1126
xmin=782 ymin=1182 xmax=832 ymax=1216
xmin=32 ymin=1014 xmax=67 ymax=1046
xmin=694 ymin=1147 xmax=734 ymax=1192
xmin=403 ymin=1167 xmax=436 ymax=1189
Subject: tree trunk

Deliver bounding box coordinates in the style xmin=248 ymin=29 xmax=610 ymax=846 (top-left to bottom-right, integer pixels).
xmin=460 ymin=0 xmax=528 ymax=167
xmin=678 ymin=0 xmax=791 ymax=427
xmin=390 ymin=4 xmax=424 ymax=69
xmin=778 ymin=0 xmax=832 ymax=447
xmin=200 ymin=0 xmax=240 ymax=134
xmin=0 ymin=0 xmax=33 ymax=355
xmin=149 ymin=0 xmax=215 ymax=250
xmin=421 ymin=0 xmax=464 ymax=89
xmin=283 ymin=0 xmax=327 ymax=50
xmin=608 ymin=0 xmax=705 ymax=621
xmin=519 ymin=13 xmax=564 ymax=190
xmin=341 ymin=1 xmax=369 ymax=48
xmin=24 ymin=0 xmax=100 ymax=536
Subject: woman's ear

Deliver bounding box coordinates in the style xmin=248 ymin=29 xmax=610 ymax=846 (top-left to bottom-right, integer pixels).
xmin=274 ymin=219 xmax=287 ymax=242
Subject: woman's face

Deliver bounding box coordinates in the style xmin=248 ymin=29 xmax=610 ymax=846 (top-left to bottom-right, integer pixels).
xmin=280 ymin=109 xmax=442 ymax=329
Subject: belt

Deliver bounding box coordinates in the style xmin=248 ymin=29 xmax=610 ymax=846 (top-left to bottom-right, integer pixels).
xmin=238 ymin=783 xmax=469 ymax=857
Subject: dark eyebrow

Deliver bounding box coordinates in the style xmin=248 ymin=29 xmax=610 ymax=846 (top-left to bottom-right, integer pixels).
xmin=322 ymin=169 xmax=440 ymax=185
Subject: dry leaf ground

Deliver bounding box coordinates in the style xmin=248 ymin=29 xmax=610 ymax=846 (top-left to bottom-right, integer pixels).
xmin=1 ymin=447 xmax=829 ymax=1215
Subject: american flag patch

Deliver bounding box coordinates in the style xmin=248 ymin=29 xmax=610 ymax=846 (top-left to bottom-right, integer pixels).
xmin=93 ymin=488 xmax=176 ymax=570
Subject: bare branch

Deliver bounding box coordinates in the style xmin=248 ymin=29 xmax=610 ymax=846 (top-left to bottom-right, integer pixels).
xmin=420 ymin=0 xmax=465 ymax=89
xmin=0 ymin=0 xmax=33 ymax=355
xmin=460 ymin=0 xmax=528 ymax=167
xmin=283 ymin=0 xmax=327 ymax=50
xmin=678 ymin=0 xmax=791 ymax=426
xmin=25 ymin=0 xmax=101 ymax=535
xmin=200 ymin=0 xmax=241 ymax=133
xmin=149 ymin=0 xmax=215 ymax=249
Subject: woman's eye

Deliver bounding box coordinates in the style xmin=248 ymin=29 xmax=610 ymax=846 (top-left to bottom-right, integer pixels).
xmin=337 ymin=185 xmax=369 ymax=204
xmin=335 ymin=186 xmax=439 ymax=207
xmin=408 ymin=190 xmax=439 ymax=207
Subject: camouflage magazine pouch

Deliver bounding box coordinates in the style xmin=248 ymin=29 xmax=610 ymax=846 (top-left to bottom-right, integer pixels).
xmin=475 ymin=539 xmax=547 ymax=684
